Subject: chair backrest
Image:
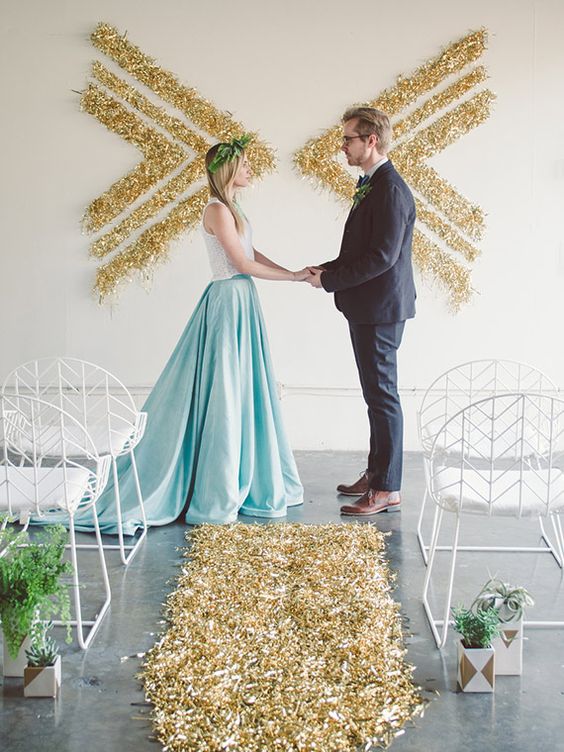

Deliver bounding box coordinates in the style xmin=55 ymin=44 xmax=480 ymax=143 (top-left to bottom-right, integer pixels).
xmin=0 ymin=394 xmax=111 ymax=517
xmin=428 ymin=392 xmax=564 ymax=518
xmin=1 ymin=357 xmax=141 ymax=456
xmin=418 ymin=359 xmax=558 ymax=457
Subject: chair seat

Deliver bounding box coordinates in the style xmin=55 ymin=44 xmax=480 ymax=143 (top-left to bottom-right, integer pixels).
xmin=0 ymin=466 xmax=92 ymax=514
xmin=435 ymin=466 xmax=564 ymax=517
xmin=9 ymin=420 xmax=135 ymax=457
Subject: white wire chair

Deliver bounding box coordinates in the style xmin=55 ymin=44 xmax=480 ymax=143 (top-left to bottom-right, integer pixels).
xmin=1 ymin=358 xmax=147 ymax=565
xmin=422 ymin=392 xmax=564 ymax=648
xmin=0 ymin=394 xmax=112 ymax=650
xmin=417 ymin=359 xmax=558 ymax=565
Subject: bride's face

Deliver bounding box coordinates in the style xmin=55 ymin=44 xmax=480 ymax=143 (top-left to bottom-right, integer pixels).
xmin=233 ymin=156 xmax=252 ymax=188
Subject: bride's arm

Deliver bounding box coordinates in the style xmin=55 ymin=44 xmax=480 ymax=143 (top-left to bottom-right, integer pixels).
xmin=206 ymin=204 xmax=308 ymax=281
xmin=253 ymin=249 xmax=288 ymax=271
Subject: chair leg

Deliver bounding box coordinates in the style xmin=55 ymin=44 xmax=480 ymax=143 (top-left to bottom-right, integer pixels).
xmin=67 ymin=515 xmax=83 ymax=645
xmin=422 ymin=507 xmax=445 ymax=648
xmin=111 ymin=457 xmax=127 ymax=566
xmin=439 ymin=515 xmax=462 ymax=648
xmin=422 ymin=509 xmax=461 ymax=649
xmin=416 ymin=487 xmax=430 ymax=565
xmin=122 ymin=448 xmax=148 ymax=566
xmin=58 ymin=510 xmax=112 ymax=650
xmin=550 ymin=515 xmax=564 ymax=569
xmin=109 ymin=450 xmax=148 ymax=566
xmin=539 ymin=517 xmax=563 ymax=568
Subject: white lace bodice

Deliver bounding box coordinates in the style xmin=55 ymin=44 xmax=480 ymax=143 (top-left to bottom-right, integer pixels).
xmin=201 ymin=198 xmax=254 ymax=280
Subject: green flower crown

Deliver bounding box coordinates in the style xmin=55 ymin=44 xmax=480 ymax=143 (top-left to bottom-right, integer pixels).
xmin=208 ymin=134 xmax=252 ymax=174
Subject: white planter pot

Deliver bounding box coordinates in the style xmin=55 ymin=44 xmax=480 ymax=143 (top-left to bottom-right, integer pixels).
xmin=24 ymin=655 xmax=61 ymax=697
xmin=492 ymin=618 xmax=523 ymax=675
xmin=2 ymin=634 xmax=32 ymax=678
xmin=457 ymin=641 xmax=495 ymax=692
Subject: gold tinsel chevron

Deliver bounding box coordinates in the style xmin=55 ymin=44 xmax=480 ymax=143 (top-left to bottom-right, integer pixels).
xmin=83 ymin=23 xmax=276 ymax=301
xmin=90 ymin=23 xmax=275 ymax=177
xmin=294 ymin=28 xmax=495 ymax=310
xmin=81 ymin=85 xmax=186 ymax=233
xmin=95 ymin=188 xmax=209 ymax=300
xmin=142 ymin=524 xmax=424 ymax=752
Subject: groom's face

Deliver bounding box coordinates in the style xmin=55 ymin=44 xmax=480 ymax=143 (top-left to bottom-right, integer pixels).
xmin=341 ymin=118 xmax=369 ymax=167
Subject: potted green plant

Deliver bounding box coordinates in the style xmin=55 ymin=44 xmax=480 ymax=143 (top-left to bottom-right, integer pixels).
xmin=0 ymin=525 xmax=72 ymax=677
xmin=452 ymin=605 xmax=500 ymax=692
xmin=472 ymin=577 xmax=534 ymax=675
xmin=23 ymin=620 xmax=61 ymax=697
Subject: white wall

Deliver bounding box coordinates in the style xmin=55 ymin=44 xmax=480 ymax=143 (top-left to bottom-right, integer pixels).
xmin=1 ymin=0 xmax=563 ymax=451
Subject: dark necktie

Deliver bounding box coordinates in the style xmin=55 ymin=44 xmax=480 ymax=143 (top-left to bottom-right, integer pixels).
xmin=356 ymin=174 xmax=368 ymax=188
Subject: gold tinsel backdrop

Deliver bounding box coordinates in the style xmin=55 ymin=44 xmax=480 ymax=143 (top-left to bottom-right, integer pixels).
xmin=82 ymin=23 xmax=276 ymax=301
xmin=142 ymin=524 xmax=424 ymax=751
xmin=82 ymin=25 xmax=493 ymax=308
xmin=294 ymin=29 xmax=495 ymax=311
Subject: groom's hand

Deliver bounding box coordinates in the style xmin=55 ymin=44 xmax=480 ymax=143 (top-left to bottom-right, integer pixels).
xmin=306 ymin=267 xmax=324 ymax=288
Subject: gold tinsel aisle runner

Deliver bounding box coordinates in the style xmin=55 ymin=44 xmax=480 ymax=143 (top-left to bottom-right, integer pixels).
xmin=142 ymin=524 xmax=424 ymax=751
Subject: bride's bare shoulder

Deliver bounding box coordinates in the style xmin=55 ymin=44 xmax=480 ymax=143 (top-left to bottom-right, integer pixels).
xmin=204 ymin=201 xmax=235 ymax=232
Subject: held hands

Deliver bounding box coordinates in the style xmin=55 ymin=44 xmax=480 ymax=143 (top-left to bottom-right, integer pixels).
xmin=291 ymin=266 xmax=325 ymax=287
xmin=305 ymin=266 xmax=324 ymax=288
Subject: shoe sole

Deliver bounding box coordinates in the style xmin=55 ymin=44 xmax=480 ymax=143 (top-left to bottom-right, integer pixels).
xmin=340 ymin=505 xmax=401 ymax=516
xmin=336 ymin=489 xmax=368 ymax=496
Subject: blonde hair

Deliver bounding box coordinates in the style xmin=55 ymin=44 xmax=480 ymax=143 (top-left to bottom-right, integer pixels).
xmin=342 ymin=107 xmax=392 ymax=154
xmin=205 ymin=145 xmax=245 ymax=235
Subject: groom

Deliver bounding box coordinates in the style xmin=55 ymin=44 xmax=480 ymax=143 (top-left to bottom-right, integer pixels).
xmin=306 ymin=107 xmax=416 ymax=516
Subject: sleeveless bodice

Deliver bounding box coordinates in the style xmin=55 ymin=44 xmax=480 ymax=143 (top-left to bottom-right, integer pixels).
xmin=201 ymin=198 xmax=254 ymax=280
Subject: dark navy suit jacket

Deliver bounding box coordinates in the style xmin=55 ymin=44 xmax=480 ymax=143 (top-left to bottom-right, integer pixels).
xmin=320 ymin=160 xmax=416 ymax=324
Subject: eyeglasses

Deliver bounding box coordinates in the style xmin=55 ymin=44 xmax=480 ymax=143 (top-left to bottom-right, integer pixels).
xmin=341 ymin=135 xmax=366 ymax=145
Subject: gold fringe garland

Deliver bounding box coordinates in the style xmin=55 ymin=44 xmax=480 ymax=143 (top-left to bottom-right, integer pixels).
xmin=142 ymin=524 xmax=425 ymax=752
xmin=90 ymin=23 xmax=275 ymax=177
xmin=81 ymin=85 xmax=186 ymax=233
xmin=415 ymin=200 xmax=480 ymax=263
xmin=90 ymin=159 xmax=205 ymax=259
xmin=91 ymin=61 xmax=210 ymax=153
xmin=412 ymin=229 xmax=473 ymax=308
xmin=294 ymin=28 xmax=495 ymax=311
xmin=83 ymin=23 xmax=276 ymax=300
xmin=390 ymin=90 xmax=495 ymax=239
xmin=95 ymin=188 xmax=209 ymax=300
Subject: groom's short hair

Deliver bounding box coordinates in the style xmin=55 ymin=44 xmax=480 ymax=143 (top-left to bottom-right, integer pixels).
xmin=342 ymin=107 xmax=392 ymax=154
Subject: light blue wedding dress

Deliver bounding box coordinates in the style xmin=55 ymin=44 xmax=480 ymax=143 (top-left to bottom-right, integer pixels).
xmin=78 ymin=199 xmax=303 ymax=533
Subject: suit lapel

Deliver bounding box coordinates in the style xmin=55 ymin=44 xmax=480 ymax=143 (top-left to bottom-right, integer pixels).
xmin=344 ymin=160 xmax=395 ymax=226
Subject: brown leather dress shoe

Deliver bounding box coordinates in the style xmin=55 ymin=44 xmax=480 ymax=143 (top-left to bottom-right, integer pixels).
xmin=340 ymin=489 xmax=401 ymax=516
xmin=337 ymin=470 xmax=372 ymax=496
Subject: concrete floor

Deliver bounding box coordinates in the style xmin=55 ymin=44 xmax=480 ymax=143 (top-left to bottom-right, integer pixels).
xmin=1 ymin=451 xmax=564 ymax=751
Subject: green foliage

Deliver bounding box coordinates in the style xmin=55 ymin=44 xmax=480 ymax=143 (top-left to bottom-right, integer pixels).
xmin=0 ymin=525 xmax=72 ymax=659
xmin=208 ymin=134 xmax=252 ymax=173
xmin=25 ymin=620 xmax=59 ymax=667
xmin=452 ymin=605 xmax=501 ymax=649
xmin=352 ymin=182 xmax=372 ymax=207
xmin=472 ymin=577 xmax=534 ymax=623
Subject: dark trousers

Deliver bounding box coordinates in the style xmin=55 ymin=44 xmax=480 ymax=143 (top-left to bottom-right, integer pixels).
xmin=349 ymin=321 xmax=405 ymax=492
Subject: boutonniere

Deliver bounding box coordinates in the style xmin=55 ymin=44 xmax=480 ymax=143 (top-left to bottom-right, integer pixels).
xmin=352 ymin=182 xmax=372 ymax=208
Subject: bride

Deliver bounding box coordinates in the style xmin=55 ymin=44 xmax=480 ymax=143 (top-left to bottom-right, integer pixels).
xmin=78 ymin=135 xmax=307 ymax=532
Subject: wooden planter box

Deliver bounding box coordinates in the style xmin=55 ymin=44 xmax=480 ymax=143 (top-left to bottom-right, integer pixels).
xmin=24 ymin=655 xmax=61 ymax=697
xmin=492 ymin=618 xmax=523 ymax=675
xmin=2 ymin=634 xmax=31 ymax=678
xmin=457 ymin=641 xmax=495 ymax=692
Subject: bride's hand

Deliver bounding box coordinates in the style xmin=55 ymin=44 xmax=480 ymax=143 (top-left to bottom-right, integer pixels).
xmin=292 ymin=268 xmax=311 ymax=282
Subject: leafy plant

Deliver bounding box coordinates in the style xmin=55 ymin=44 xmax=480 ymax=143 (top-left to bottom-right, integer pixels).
xmin=452 ymin=605 xmax=501 ymax=649
xmin=472 ymin=578 xmax=534 ymax=623
xmin=0 ymin=525 xmax=72 ymax=658
xmin=25 ymin=620 xmax=59 ymax=667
